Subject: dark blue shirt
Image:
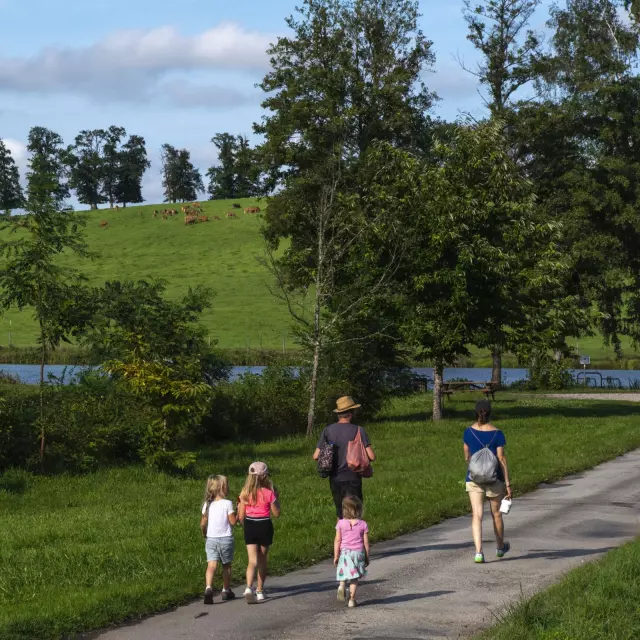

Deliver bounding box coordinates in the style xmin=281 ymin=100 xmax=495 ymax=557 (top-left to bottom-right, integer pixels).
xmin=464 ymin=427 xmax=506 ymax=482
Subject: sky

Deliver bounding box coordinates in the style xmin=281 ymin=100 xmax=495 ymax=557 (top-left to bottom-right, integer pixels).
xmin=0 ymin=0 xmax=555 ymax=205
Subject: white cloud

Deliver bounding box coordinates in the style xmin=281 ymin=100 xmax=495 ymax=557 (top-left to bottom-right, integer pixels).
xmin=2 ymin=137 xmax=27 ymax=163
xmin=0 ymin=23 xmax=273 ymax=107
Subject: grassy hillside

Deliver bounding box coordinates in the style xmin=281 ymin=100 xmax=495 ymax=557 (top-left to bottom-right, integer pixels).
xmin=0 ymin=198 xmax=637 ymax=363
xmin=0 ymin=199 xmax=294 ymax=350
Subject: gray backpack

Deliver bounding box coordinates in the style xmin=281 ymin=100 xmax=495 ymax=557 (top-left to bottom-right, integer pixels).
xmin=468 ymin=430 xmax=498 ymax=484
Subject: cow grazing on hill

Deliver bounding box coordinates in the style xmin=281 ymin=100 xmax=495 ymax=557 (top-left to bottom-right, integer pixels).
xmin=244 ymin=207 xmax=261 ymax=214
xmin=185 ymin=215 xmax=197 ymax=225
xmin=226 ymin=212 xmax=237 ymax=218
xmin=232 ymin=203 xmax=241 ymax=209
xmin=212 ymin=216 xmax=220 ymax=221
xmin=100 ymin=220 xmax=109 ymax=228
xmin=198 ymin=216 xmax=209 ymax=223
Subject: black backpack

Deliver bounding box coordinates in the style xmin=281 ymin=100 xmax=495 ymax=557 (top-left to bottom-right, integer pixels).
xmin=317 ymin=443 xmax=334 ymax=478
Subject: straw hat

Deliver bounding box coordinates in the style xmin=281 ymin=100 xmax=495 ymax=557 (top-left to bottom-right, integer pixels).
xmin=333 ymin=396 xmax=361 ymax=413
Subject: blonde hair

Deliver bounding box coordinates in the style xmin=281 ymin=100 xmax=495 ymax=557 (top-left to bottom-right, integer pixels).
xmin=342 ymin=495 xmax=363 ymax=520
xmin=203 ymin=475 xmax=229 ymax=504
xmin=240 ymin=472 xmax=273 ymax=506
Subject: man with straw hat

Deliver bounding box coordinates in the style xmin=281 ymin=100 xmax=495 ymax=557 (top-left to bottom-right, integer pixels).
xmin=313 ymin=396 xmax=376 ymax=518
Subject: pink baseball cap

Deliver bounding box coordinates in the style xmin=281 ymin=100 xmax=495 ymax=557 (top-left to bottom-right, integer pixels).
xmin=249 ymin=461 xmax=269 ymax=476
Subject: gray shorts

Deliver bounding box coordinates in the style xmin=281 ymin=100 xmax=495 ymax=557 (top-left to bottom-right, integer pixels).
xmin=205 ymin=536 xmax=235 ymax=564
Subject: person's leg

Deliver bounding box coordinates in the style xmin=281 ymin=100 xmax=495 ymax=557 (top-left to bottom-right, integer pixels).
xmin=257 ymin=545 xmax=269 ymax=592
xmin=349 ymin=579 xmax=359 ymax=602
xmin=206 ymin=560 xmax=218 ymax=588
xmin=330 ymin=479 xmax=345 ymax=518
xmin=337 ymin=581 xmax=347 ymax=601
xmin=246 ymin=545 xmax=258 ymax=589
xmin=222 ymin=563 xmax=232 ymax=590
xmin=468 ymin=490 xmax=485 ymax=555
xmin=488 ymin=496 xmax=505 ymax=550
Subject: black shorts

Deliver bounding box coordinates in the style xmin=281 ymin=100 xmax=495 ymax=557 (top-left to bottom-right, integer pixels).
xmin=330 ymin=478 xmax=363 ymax=518
xmin=243 ymin=518 xmax=274 ymax=547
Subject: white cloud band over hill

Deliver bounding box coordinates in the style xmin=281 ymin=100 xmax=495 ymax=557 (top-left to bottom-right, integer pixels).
xmin=0 ymin=23 xmax=273 ymax=108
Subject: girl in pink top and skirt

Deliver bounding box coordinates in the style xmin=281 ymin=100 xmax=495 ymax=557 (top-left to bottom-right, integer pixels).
xmin=334 ymin=495 xmax=370 ymax=608
xmin=238 ymin=461 xmax=281 ymax=604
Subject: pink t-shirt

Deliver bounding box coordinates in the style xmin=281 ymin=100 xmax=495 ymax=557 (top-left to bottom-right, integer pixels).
xmin=244 ymin=488 xmax=277 ymax=518
xmin=336 ymin=519 xmax=369 ymax=551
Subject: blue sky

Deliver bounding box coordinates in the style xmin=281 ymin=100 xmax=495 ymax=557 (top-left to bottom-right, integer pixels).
xmin=0 ymin=0 xmax=555 ymax=205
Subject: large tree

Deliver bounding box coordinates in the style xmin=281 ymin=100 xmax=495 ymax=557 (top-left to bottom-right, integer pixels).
xmin=256 ymin=0 xmax=436 ymax=429
xmin=207 ymin=133 xmax=260 ymax=200
xmin=26 ymin=127 xmax=69 ymax=211
xmin=67 ymin=129 xmax=108 ymax=210
xmin=161 ymin=144 xmax=204 ymax=203
xmin=102 ymin=126 xmax=127 ymax=209
xmin=0 ymin=140 xmax=22 ymax=214
xmin=115 ymin=135 xmax=150 ymax=207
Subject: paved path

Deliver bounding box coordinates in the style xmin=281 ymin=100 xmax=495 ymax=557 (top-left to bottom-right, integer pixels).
xmin=543 ymin=393 xmax=640 ymax=402
xmin=96 ymin=451 xmax=640 ymax=640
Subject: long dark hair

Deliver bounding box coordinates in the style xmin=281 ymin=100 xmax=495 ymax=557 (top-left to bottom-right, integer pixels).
xmin=475 ymin=401 xmax=492 ymax=425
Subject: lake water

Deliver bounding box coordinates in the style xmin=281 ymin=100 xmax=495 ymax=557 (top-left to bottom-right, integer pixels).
xmin=2 ymin=364 xmax=639 ymax=388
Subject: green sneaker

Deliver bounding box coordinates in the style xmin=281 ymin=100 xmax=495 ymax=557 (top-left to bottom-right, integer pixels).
xmin=474 ymin=552 xmax=485 ymax=564
xmin=496 ymin=542 xmax=511 ymax=558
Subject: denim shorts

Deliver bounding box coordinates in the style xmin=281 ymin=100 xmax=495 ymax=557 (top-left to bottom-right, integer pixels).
xmin=205 ymin=536 xmax=235 ymax=564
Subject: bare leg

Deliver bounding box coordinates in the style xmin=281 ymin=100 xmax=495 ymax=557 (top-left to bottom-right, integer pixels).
xmin=246 ymin=545 xmax=259 ymax=589
xmin=469 ymin=490 xmax=485 ymax=554
xmin=349 ymin=579 xmax=359 ymax=601
xmin=206 ymin=560 xmax=218 ymax=588
xmin=488 ymin=497 xmax=505 ymax=549
xmin=222 ymin=563 xmax=232 ymax=590
xmin=257 ymin=545 xmax=269 ymax=592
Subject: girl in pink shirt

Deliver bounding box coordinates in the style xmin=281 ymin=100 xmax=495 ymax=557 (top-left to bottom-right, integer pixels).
xmin=238 ymin=461 xmax=281 ymax=604
xmin=334 ymin=495 xmax=370 ymax=608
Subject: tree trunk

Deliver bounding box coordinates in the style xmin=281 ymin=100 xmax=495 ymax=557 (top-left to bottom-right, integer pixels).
xmin=90 ymin=203 xmax=98 ymax=210
xmin=109 ymin=198 xmax=114 ymax=209
xmin=39 ymin=322 xmax=46 ymax=469
xmin=433 ymin=361 xmax=444 ymax=421
xmin=306 ymin=340 xmax=321 ymax=438
xmin=491 ymin=348 xmax=502 ymax=387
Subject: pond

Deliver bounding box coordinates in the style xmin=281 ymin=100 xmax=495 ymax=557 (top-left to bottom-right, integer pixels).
xmin=1 ymin=364 xmax=639 ymax=388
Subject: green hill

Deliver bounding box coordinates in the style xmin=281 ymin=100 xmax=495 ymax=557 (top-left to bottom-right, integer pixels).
xmin=0 ymin=199 xmax=293 ymax=350
xmin=0 ymin=198 xmax=638 ymax=365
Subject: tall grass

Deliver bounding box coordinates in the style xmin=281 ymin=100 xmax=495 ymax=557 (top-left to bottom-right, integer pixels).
xmin=2 ymin=394 xmax=640 ymax=639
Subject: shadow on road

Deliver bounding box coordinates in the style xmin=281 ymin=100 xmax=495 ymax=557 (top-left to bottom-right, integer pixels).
xmin=374 ymin=541 xmax=474 ymax=560
xmin=499 ymin=546 xmax=613 ymax=562
xmin=359 ymin=590 xmax=455 ymax=607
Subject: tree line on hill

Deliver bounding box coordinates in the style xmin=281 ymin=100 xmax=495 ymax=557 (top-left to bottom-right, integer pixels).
xmin=3 ymin=0 xmax=640 ymax=444
xmin=0 ymin=129 xmax=265 ymax=211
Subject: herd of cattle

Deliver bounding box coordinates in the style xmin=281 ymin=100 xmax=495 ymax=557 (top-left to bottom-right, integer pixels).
xmin=99 ymin=203 xmax=262 ymax=229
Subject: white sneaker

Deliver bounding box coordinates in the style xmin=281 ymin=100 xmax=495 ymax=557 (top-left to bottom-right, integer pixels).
xmin=244 ymin=587 xmax=257 ymax=604
xmin=256 ymin=590 xmax=266 ymax=602
xmin=348 ymin=599 xmax=357 ymax=608
xmin=337 ymin=584 xmax=346 ymax=602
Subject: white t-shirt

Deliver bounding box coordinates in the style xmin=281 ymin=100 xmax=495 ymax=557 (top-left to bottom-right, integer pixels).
xmin=202 ymin=499 xmax=234 ymax=537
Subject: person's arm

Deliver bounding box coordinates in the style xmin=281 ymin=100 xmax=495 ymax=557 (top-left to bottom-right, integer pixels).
xmin=464 ymin=443 xmax=471 ymax=463
xmin=363 ymin=532 xmax=370 ymax=566
xmin=237 ymin=501 xmax=246 ymax=525
xmin=271 ymin=492 xmax=281 ymax=519
xmin=362 ymin=429 xmax=375 ymax=461
xmin=227 ymin=503 xmax=238 ymax=527
xmin=200 ymin=514 xmax=208 ymax=538
xmin=313 ymin=429 xmax=327 ymax=460
xmin=334 ymin=528 xmax=342 ymax=566
xmin=497 ymin=446 xmax=512 ymax=499
xmin=313 ymin=448 xmax=321 ymax=461
xmin=366 ymin=446 xmax=375 ymax=462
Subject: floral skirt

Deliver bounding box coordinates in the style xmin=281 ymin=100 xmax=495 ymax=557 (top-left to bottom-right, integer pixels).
xmin=336 ymin=549 xmax=367 ymax=582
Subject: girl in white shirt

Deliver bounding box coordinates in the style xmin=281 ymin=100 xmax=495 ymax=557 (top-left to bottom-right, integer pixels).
xmin=200 ymin=475 xmax=238 ymax=604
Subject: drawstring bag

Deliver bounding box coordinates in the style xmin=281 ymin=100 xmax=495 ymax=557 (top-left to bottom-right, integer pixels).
xmin=317 ymin=443 xmax=334 ymax=478
xmin=347 ymin=427 xmax=372 ymax=477
xmin=468 ymin=431 xmax=499 ymax=484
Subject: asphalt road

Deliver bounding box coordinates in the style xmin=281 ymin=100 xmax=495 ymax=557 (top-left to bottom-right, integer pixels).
xmin=95 ymin=450 xmax=640 ymax=640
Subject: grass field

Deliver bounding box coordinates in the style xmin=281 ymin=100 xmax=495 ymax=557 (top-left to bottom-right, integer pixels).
xmin=3 ymin=393 xmax=640 ymax=639
xmin=481 ymin=537 xmax=640 ymax=639
xmin=0 ymin=199 xmax=638 ymax=363
xmin=0 ymin=199 xmax=293 ymax=350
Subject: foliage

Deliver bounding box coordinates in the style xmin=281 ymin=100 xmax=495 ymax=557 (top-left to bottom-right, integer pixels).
xmin=160 ymin=144 xmax=204 ymax=203
xmin=67 ymin=129 xmax=108 ymax=209
xmin=524 ymin=352 xmax=574 ymax=390
xmin=26 ymin=126 xmax=70 ymax=210
xmin=0 ymin=139 xmax=23 ymax=214
xmin=207 ymin=133 xmax=261 ymax=199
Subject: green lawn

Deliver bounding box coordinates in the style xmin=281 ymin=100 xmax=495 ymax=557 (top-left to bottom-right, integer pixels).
xmin=481 ymin=537 xmax=640 ymax=639
xmin=0 ymin=199 xmax=293 ymax=350
xmin=3 ymin=393 xmax=640 ymax=639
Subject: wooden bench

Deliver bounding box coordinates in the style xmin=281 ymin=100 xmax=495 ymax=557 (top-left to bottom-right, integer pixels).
xmin=441 ymin=381 xmax=499 ymax=401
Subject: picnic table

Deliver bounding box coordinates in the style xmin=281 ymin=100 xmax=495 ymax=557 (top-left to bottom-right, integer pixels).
xmin=441 ymin=381 xmax=499 ymax=401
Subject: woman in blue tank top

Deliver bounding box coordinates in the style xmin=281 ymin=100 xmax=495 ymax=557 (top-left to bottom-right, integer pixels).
xmin=463 ymin=400 xmax=512 ymax=564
